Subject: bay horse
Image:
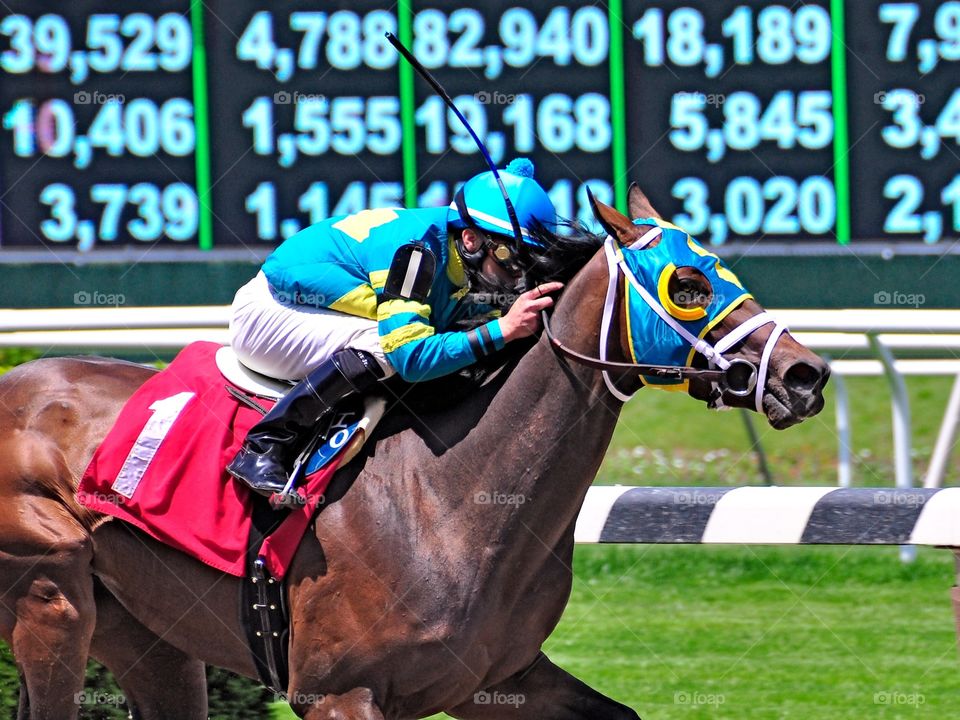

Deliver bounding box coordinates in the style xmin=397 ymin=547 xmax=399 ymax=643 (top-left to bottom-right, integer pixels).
xmin=0 ymin=188 xmax=828 ymax=719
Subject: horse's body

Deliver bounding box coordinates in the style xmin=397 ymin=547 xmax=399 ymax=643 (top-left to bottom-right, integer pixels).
xmin=0 ymin=193 xmax=828 ymax=719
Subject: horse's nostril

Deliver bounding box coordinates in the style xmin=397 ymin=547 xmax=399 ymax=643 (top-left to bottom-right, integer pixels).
xmin=784 ymin=361 xmax=825 ymax=391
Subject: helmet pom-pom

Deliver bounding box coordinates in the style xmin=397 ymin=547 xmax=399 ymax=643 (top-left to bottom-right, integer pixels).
xmin=505 ymin=157 xmax=535 ymax=179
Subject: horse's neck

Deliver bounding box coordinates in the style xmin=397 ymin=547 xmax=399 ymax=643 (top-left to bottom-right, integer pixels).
xmin=439 ymin=251 xmax=621 ymax=551
xmin=470 ymin=342 xmax=620 ymax=546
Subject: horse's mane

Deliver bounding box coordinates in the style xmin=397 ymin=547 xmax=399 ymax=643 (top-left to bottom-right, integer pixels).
xmin=522 ymin=219 xmax=607 ymax=285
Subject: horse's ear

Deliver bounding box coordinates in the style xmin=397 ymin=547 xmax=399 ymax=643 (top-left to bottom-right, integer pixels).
xmin=586 ymin=186 xmax=639 ymax=246
xmin=628 ymin=183 xmax=661 ymax=220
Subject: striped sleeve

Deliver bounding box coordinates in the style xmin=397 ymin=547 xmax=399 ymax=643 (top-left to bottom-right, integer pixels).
xmin=377 ymin=298 xmax=505 ymax=382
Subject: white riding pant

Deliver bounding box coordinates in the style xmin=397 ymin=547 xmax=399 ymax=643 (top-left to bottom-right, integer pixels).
xmin=229 ymin=271 xmax=395 ymax=381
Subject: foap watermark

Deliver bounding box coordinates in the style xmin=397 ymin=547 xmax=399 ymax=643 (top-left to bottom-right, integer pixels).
xmin=474 ymin=90 xmax=517 ymax=105
xmin=674 ymin=690 xmax=725 ymax=707
xmin=473 ymin=690 xmax=525 ymax=708
xmin=874 ymin=690 xmax=925 ymax=707
xmin=275 ymin=289 xmax=327 ymax=308
xmin=873 ymin=491 xmax=927 ymax=508
xmin=672 ymin=289 xmax=712 ymax=308
xmin=874 ymin=90 xmax=925 ymax=107
xmin=671 ymin=289 xmax=734 ymax=312
xmin=274 ymin=690 xmax=327 ymax=706
xmin=474 ymin=491 xmax=527 ymax=507
xmin=74 ymin=90 xmax=125 ymax=105
xmin=673 ymin=490 xmax=721 ymax=507
xmin=74 ymin=691 xmax=126 ymax=708
xmin=273 ymin=90 xmax=327 ymax=105
xmin=77 ymin=490 xmax=127 ymax=506
xmin=470 ymin=291 xmax=520 ymax=307
xmin=675 ymin=90 xmax=726 ymax=107
xmin=873 ymin=290 xmax=925 ymax=308
xmin=276 ymin=490 xmax=327 ymax=509
xmin=74 ymin=290 xmax=126 ymax=306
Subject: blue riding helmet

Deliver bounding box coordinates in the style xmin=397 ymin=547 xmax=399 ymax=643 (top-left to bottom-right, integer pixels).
xmin=449 ymin=158 xmax=558 ymax=248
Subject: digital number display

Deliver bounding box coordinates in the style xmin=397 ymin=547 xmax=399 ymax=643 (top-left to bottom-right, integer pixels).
xmin=0 ymin=1 xmax=955 ymax=251
xmin=206 ymin=4 xmax=404 ymax=246
xmin=0 ymin=3 xmax=199 ymax=249
xmin=849 ymin=2 xmax=960 ymax=243
xmin=625 ymin=1 xmax=838 ymax=245
xmin=407 ymin=2 xmax=615 ymax=229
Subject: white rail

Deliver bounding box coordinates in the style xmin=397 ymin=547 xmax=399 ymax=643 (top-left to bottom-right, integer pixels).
xmin=1 ymin=307 xmax=958 ymax=490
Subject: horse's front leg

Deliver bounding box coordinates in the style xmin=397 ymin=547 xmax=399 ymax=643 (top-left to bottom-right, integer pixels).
xmin=446 ymin=652 xmax=640 ymax=720
xmin=89 ymin=581 xmax=208 ymax=720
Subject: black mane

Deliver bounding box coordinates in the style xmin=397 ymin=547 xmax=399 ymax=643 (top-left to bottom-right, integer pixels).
xmin=521 ymin=220 xmax=606 ymax=285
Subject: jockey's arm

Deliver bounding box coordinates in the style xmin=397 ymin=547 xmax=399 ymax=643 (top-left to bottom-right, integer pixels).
xmin=377 ymin=298 xmax=505 ymax=382
xmin=376 ymin=280 xmax=561 ymax=382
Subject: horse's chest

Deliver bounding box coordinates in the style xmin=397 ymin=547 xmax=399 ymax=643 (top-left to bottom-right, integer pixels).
xmin=295 ymin=530 xmax=574 ymax=709
xmin=435 ymin=556 xmax=574 ymax=670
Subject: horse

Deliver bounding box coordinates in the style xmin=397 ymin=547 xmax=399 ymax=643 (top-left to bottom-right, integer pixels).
xmin=0 ymin=187 xmax=829 ymax=719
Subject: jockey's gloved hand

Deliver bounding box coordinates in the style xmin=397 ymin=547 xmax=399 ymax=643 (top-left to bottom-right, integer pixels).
xmin=500 ymin=282 xmax=564 ymax=342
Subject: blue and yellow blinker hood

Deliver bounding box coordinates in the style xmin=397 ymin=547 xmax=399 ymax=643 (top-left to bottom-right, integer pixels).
xmin=619 ymin=218 xmax=752 ymax=389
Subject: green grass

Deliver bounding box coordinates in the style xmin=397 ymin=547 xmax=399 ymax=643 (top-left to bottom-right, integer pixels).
xmin=600 ymin=375 xmax=959 ymax=487
xmin=549 ymin=545 xmax=956 ymax=719
xmin=271 ymin=545 xmax=958 ymax=719
xmin=559 ymin=545 xmax=956 ymax=719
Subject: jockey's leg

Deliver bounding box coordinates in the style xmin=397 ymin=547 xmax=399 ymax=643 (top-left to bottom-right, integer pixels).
xmin=227 ymin=347 xmax=384 ymax=494
xmin=446 ymin=652 xmax=640 ymax=720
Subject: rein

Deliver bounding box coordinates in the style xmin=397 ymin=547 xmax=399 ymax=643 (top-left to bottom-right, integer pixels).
xmin=541 ymin=228 xmax=788 ymax=412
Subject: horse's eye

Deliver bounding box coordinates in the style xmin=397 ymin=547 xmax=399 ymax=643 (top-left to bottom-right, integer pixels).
xmin=674 ymin=279 xmax=708 ymax=308
xmin=657 ymin=264 xmax=712 ymax=321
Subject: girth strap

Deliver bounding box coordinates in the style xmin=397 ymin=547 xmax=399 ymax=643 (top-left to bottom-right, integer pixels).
xmin=241 ymin=497 xmax=291 ymax=692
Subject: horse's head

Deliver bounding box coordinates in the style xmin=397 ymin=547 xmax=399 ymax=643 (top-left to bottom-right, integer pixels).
xmin=553 ymin=184 xmax=828 ymax=429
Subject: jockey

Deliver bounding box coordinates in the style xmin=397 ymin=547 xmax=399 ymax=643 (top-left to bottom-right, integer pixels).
xmin=227 ymin=158 xmax=562 ymax=495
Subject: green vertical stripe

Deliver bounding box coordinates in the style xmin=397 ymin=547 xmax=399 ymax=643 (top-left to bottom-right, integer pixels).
xmin=397 ymin=0 xmax=418 ymax=208
xmin=608 ymin=0 xmax=629 ymax=215
xmin=190 ymin=0 xmax=213 ymax=250
xmin=830 ymin=0 xmax=851 ymax=245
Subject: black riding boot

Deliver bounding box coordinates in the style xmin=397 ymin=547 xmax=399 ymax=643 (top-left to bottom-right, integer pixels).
xmin=226 ymin=348 xmax=384 ymax=495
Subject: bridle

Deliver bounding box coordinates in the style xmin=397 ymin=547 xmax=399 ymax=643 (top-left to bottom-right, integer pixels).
xmin=540 ymin=227 xmax=789 ymax=412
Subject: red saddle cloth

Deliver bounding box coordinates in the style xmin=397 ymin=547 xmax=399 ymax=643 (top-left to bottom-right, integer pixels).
xmin=78 ymin=341 xmax=340 ymax=579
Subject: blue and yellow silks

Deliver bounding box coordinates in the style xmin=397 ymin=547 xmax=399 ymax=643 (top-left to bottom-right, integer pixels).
xmin=263 ymin=207 xmax=503 ymax=382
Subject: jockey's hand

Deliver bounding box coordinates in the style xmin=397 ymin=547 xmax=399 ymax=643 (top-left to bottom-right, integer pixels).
xmin=500 ymin=282 xmax=564 ymax=342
